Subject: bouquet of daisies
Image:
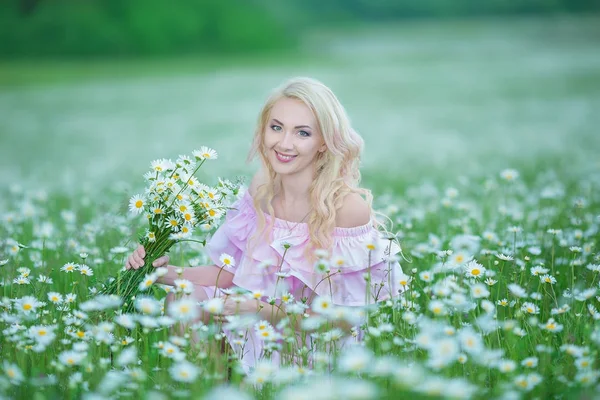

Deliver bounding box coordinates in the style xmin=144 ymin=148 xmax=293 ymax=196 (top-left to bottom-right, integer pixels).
xmin=101 ymin=147 xmax=239 ymax=311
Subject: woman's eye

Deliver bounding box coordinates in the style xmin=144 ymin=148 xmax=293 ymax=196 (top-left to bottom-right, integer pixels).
xmin=271 ymin=125 xmax=282 ymax=132
xmin=298 ymin=130 xmax=311 ymax=137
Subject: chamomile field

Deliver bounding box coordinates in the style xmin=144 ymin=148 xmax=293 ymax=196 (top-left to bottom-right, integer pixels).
xmin=1 ymin=15 xmax=600 ymax=400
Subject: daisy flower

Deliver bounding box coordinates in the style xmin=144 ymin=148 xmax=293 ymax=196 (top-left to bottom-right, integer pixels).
xmin=470 ymin=283 xmax=490 ymax=298
xmin=59 ymin=350 xmax=86 ymax=367
xmin=174 ymin=279 xmax=194 ymax=294
xmin=429 ymin=300 xmax=446 ymax=316
xmin=168 ymin=298 xmax=198 ymax=322
xmin=540 ymin=274 xmax=557 ymax=284
xmin=37 ymin=275 xmax=53 ymax=284
xmin=61 ymin=262 xmax=77 ymax=273
xmin=521 ymin=302 xmax=540 ymax=315
xmin=397 ymin=273 xmax=412 ymax=288
xmin=169 ymin=361 xmax=200 ymax=382
xmin=312 ymin=296 xmax=334 ymax=315
xmin=314 ymin=259 xmax=330 ymax=274
xmin=146 ymin=231 xmax=156 ymax=242
xmin=521 ymin=357 xmax=538 ymax=368
xmin=181 ymin=211 xmax=196 ymax=225
xmin=128 ymin=195 xmax=145 ymax=215
xmin=47 ymin=292 xmax=63 ymax=304
xmin=219 ymin=253 xmax=236 ymax=268
xmin=281 ymin=292 xmax=294 ymax=304
xmin=497 ymin=298 xmax=509 ymax=307
xmin=500 ymin=169 xmax=519 ymax=181
xmin=257 ymin=326 xmax=277 ymax=342
xmin=193 ymin=146 xmax=218 ymax=161
xmin=497 ymin=359 xmax=517 ymax=373
xmin=17 ymin=295 xmax=40 ymax=313
xmin=139 ymin=273 xmax=158 ymax=291
xmin=251 ymin=290 xmax=264 ymax=300
xmin=203 ymin=298 xmax=223 ymax=314
xmin=115 ymin=314 xmax=136 ymax=330
xmin=531 ymin=266 xmax=549 ymax=276
xmin=331 ymin=255 xmax=345 ymax=269
xmin=449 ymin=251 xmax=470 ymax=267
xmin=28 ymin=325 xmax=57 ymax=346
xmin=496 ymin=253 xmax=514 ymax=261
xmin=13 ymin=276 xmax=30 ymax=285
xmin=458 ymin=328 xmax=483 ymax=355
xmin=78 ymin=264 xmax=93 ymax=276
xmin=540 ymin=318 xmax=563 ymax=332
xmin=65 ymin=293 xmax=77 ymax=303
xmin=419 ymin=270 xmax=434 ymax=282
xmin=135 ymin=296 xmax=161 ymax=315
xmin=464 ymin=260 xmax=486 ymax=278
xmin=3 ymin=361 xmax=24 ymax=383
xmin=508 ymin=283 xmax=528 ymax=298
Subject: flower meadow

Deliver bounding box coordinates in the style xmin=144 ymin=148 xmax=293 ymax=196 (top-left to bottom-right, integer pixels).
xmin=1 ymin=160 xmax=599 ymax=400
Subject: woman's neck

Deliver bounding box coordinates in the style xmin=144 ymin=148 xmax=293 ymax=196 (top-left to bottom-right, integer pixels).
xmin=277 ymin=170 xmax=313 ymax=204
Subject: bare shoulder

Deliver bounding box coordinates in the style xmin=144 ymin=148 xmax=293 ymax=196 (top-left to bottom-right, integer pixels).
xmin=248 ymin=167 xmax=268 ymax=197
xmin=335 ymin=192 xmax=371 ymax=228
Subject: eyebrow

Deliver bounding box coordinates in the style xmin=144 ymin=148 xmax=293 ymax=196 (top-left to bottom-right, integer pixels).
xmin=272 ymin=118 xmax=312 ymax=130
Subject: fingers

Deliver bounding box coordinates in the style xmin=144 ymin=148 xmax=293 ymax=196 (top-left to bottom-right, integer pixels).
xmin=132 ymin=251 xmax=144 ymax=268
xmin=125 ymin=255 xmax=138 ymax=270
xmin=152 ymin=255 xmax=169 ymax=267
xmin=135 ymin=245 xmax=145 ymax=258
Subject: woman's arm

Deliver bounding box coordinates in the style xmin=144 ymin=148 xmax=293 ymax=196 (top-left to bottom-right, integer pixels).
xmin=126 ymin=245 xmax=235 ymax=288
xmin=157 ymin=264 xmax=234 ymax=288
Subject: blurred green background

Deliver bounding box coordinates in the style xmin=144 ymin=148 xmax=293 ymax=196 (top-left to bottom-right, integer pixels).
xmin=1 ymin=0 xmax=600 ymax=192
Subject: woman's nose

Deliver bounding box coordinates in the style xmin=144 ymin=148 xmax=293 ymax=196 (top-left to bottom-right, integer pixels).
xmin=279 ymin=130 xmax=294 ymax=150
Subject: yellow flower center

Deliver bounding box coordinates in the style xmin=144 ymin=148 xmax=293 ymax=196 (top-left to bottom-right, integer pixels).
xmin=135 ymin=200 xmax=143 ymax=208
xmin=471 ymin=268 xmax=480 ymax=276
xmin=23 ymin=304 xmax=32 ymax=311
xmin=77 ymin=331 xmax=85 ymax=338
xmin=38 ymin=330 xmax=47 ymax=336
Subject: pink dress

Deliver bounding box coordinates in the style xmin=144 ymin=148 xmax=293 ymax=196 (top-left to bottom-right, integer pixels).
xmin=203 ymin=189 xmax=404 ymax=371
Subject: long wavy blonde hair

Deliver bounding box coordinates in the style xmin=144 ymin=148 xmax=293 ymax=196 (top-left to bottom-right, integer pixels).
xmin=247 ymin=77 xmax=382 ymax=261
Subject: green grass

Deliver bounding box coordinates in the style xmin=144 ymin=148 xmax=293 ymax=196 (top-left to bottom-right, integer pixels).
xmin=0 ymin=14 xmax=600 ymax=399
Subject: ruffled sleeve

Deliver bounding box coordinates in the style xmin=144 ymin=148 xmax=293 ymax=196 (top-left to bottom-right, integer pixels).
xmin=204 ymin=191 xmax=256 ymax=275
xmin=269 ymin=224 xmax=405 ymax=306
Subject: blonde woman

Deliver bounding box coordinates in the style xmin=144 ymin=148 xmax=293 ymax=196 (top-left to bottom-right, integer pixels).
xmin=126 ymin=77 xmax=404 ymax=371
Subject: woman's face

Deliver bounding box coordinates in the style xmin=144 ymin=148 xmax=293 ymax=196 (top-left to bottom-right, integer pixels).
xmin=263 ymin=97 xmax=326 ymax=178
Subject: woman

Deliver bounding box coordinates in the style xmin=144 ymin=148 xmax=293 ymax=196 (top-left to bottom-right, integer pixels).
xmin=126 ymin=77 xmax=404 ymax=371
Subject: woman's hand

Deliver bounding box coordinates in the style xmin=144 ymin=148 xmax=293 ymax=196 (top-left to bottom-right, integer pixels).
xmin=125 ymin=244 xmax=169 ymax=270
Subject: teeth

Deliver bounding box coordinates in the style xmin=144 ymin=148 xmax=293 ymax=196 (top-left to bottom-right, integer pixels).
xmin=277 ymin=152 xmax=295 ymax=160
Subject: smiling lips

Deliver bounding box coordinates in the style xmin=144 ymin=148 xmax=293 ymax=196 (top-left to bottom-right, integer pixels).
xmin=275 ymin=150 xmax=297 ymax=163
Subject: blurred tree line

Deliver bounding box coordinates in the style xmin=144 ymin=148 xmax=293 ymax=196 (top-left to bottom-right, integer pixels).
xmin=1 ymin=0 xmax=599 ymax=58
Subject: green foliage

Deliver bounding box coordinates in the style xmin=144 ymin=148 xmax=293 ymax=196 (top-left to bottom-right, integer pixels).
xmin=0 ymin=0 xmax=294 ymax=58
